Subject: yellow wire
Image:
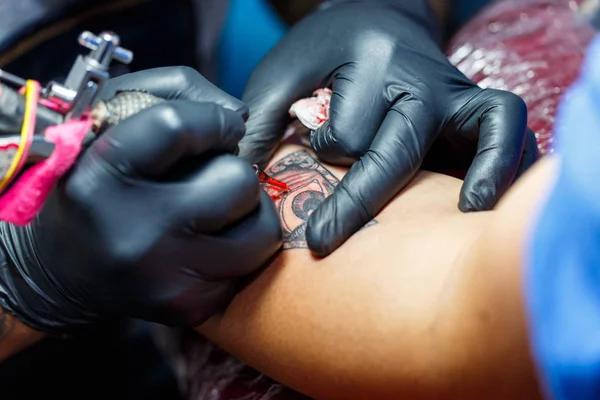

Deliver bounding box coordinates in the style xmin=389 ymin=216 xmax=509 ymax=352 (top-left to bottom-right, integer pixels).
xmin=0 ymin=80 xmax=40 ymax=191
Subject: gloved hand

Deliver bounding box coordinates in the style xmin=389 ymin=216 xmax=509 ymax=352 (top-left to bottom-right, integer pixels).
xmin=0 ymin=67 xmax=282 ymax=334
xmin=240 ymin=0 xmax=539 ymax=257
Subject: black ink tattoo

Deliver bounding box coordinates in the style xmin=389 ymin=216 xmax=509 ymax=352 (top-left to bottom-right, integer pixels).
xmin=262 ymin=151 xmax=376 ymax=250
xmin=0 ymin=307 xmax=15 ymax=344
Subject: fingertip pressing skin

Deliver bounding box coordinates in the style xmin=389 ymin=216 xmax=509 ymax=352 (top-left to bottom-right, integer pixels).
xmin=515 ymin=129 xmax=540 ymax=180
xmin=458 ymin=90 xmax=530 ymax=212
xmin=305 ymin=179 xmax=371 ymax=258
xmin=305 ymin=211 xmax=332 ymax=258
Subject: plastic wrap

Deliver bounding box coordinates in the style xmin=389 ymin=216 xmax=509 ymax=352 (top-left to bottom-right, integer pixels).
xmin=152 ymin=327 xmax=309 ymax=400
xmin=153 ymin=1 xmax=597 ymax=399
xmin=447 ymin=0 xmax=596 ymax=155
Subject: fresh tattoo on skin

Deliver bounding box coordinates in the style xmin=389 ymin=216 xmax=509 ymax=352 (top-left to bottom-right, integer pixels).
xmin=0 ymin=307 xmax=15 ymax=344
xmin=262 ymin=151 xmax=376 ymax=250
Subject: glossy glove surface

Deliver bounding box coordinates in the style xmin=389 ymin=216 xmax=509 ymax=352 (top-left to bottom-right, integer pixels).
xmin=0 ymin=67 xmax=282 ymax=334
xmin=240 ymin=0 xmax=538 ymax=256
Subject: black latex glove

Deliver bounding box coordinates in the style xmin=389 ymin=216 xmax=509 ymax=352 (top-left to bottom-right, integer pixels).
xmin=0 ymin=67 xmax=282 ymax=334
xmin=240 ymin=0 xmax=539 ymax=257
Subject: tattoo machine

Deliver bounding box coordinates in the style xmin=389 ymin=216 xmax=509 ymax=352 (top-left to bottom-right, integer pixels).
xmin=253 ymin=164 xmax=290 ymax=193
xmin=251 ymin=88 xmax=333 ymax=194
xmin=251 ymin=90 xmax=334 ymax=194
xmin=0 ymin=31 xmax=169 ymax=226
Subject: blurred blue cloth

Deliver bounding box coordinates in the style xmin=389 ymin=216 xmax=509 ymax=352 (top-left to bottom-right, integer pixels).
xmin=527 ymin=34 xmax=600 ymax=400
xmin=217 ymin=0 xmax=286 ymax=98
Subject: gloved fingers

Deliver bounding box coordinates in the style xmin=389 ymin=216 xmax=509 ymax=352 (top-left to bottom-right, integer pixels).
xmin=514 ymin=127 xmax=539 ymax=181
xmin=311 ymin=63 xmax=391 ymax=166
xmin=186 ymin=191 xmax=282 ymax=278
xmin=92 ymin=101 xmax=246 ymax=179
xmin=239 ymin=83 xmax=310 ymax=166
xmin=239 ymin=46 xmax=325 ymax=166
xmin=102 ymin=67 xmax=248 ymax=118
xmin=306 ymin=99 xmax=432 ymax=257
xmin=177 ymin=154 xmax=262 ymax=233
xmin=458 ymin=89 xmax=528 ymax=212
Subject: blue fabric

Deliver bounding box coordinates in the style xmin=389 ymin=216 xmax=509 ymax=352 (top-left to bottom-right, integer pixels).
xmin=217 ymin=0 xmax=287 ymax=98
xmin=527 ymin=34 xmax=600 ymax=400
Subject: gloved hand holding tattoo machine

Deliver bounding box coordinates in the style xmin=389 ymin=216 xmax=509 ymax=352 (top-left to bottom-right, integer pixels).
xmin=0 ymin=31 xmax=282 ymax=338
xmin=0 ymin=31 xmax=287 ymax=226
xmin=0 ymin=32 xmax=184 ymax=225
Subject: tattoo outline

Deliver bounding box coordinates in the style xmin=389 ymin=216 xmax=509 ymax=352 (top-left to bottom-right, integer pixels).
xmin=262 ymin=151 xmax=376 ymax=250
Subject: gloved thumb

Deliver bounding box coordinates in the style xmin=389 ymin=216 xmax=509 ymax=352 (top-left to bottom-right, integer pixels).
xmin=102 ymin=67 xmax=249 ymax=119
xmin=91 ymin=101 xmax=246 ymax=179
xmin=239 ymin=70 xmax=315 ymax=166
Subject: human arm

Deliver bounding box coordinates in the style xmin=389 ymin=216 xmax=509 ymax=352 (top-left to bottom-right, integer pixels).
xmin=0 ymin=307 xmax=43 ymax=362
xmin=195 ymin=138 xmax=555 ymax=399
xmin=241 ymin=0 xmax=538 ymax=257
xmin=0 ymin=67 xmax=281 ymax=358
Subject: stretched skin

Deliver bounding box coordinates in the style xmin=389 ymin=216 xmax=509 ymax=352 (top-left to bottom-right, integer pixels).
xmin=154 ymin=1 xmax=592 ymax=399
xmin=194 ymin=142 xmax=554 ymax=399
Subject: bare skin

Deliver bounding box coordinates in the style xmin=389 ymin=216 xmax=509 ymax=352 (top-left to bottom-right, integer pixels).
xmin=197 ymin=141 xmax=557 ymax=399
xmin=0 ymin=307 xmax=44 ymax=362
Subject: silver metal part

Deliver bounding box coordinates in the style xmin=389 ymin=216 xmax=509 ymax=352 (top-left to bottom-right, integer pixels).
xmin=78 ymin=31 xmax=134 ymax=65
xmin=44 ymin=82 xmax=77 ymax=110
xmin=44 ymin=31 xmax=134 ymax=119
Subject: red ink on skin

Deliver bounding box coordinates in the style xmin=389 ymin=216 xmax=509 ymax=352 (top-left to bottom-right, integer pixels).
xmin=253 ymin=164 xmax=291 ymax=193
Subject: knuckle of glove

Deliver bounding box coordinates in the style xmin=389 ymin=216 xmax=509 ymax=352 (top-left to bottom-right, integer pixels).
xmin=234 ymin=102 xmax=250 ymax=121
xmin=483 ymin=88 xmax=527 ymax=114
xmin=62 ymin=175 xmax=95 ymax=211
xmin=198 ymin=101 xmax=246 ymax=136
xmin=174 ymin=67 xmax=248 ymax=117
xmin=170 ymin=66 xmax=204 ymax=90
xmin=338 ymin=137 xmax=367 ymax=160
xmin=151 ymin=101 xmax=194 ymax=134
xmin=312 ymin=123 xmax=364 ymax=166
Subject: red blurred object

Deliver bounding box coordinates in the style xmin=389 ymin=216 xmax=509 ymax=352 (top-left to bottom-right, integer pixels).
xmin=154 ymin=1 xmax=596 ymax=398
xmin=447 ymin=0 xmax=595 ymax=155
xmin=254 ymin=164 xmax=291 ymax=193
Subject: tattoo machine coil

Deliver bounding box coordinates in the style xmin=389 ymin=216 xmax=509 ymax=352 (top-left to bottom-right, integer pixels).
xmin=0 ymin=31 xmax=169 ymax=225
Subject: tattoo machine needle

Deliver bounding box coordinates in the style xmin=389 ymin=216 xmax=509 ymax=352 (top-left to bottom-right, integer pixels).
xmin=253 ymin=164 xmax=291 ymax=192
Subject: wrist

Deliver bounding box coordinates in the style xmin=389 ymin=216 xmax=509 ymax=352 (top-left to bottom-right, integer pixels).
xmin=0 ymin=306 xmax=45 ymax=361
xmin=0 ymin=223 xmax=97 ymax=336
